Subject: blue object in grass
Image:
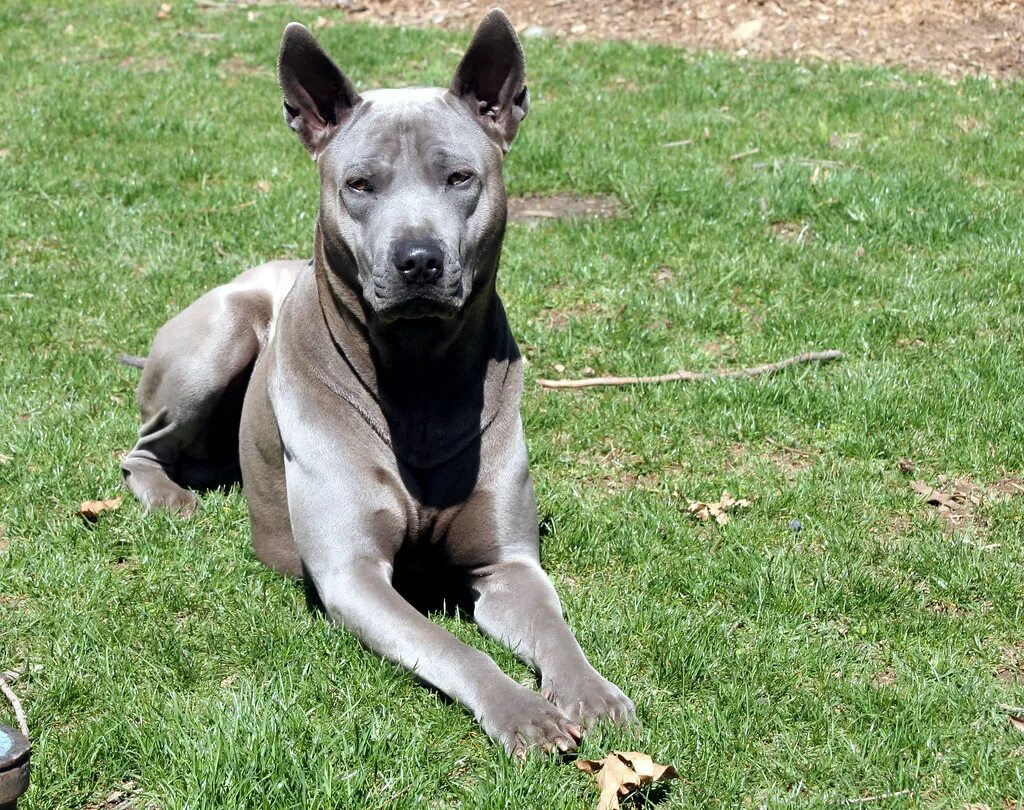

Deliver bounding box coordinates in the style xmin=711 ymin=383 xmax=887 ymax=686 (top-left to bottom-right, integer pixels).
xmin=789 ymin=519 xmax=803 ymax=533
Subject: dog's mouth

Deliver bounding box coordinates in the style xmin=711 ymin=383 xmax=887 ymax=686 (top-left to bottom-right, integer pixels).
xmin=375 ymin=293 xmax=462 ymax=322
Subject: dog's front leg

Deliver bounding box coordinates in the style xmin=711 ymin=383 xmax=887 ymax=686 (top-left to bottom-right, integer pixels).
xmin=278 ymin=424 xmax=580 ymax=755
xmin=310 ymin=560 xmax=581 ymax=754
xmin=471 ymin=559 xmax=636 ymax=731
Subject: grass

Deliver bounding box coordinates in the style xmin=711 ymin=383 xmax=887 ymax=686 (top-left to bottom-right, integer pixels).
xmin=2 ymin=1 xmax=1024 ymax=807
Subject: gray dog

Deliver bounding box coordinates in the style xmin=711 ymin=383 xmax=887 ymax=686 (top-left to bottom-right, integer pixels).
xmin=120 ymin=10 xmax=634 ymax=755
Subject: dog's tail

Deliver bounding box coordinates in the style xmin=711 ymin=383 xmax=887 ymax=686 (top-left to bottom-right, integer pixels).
xmin=116 ymin=354 xmax=147 ymax=369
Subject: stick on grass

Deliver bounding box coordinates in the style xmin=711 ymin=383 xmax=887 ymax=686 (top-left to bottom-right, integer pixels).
xmin=0 ymin=672 xmax=28 ymax=739
xmin=536 ymin=350 xmax=843 ymax=389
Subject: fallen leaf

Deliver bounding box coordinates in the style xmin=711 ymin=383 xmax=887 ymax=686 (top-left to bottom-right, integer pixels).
xmin=577 ymin=751 xmax=679 ymax=810
xmin=156 ymin=2 xmax=172 ymax=20
xmin=254 ymin=180 xmax=271 ymax=193
xmin=1010 ymin=715 xmax=1024 ymax=735
xmin=687 ymin=490 xmax=750 ymax=525
xmin=77 ymin=497 xmax=122 ymax=522
xmin=897 ymin=457 xmax=915 ymax=474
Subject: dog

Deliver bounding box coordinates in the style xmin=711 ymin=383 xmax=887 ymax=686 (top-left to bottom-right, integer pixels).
xmin=120 ymin=10 xmax=634 ymax=755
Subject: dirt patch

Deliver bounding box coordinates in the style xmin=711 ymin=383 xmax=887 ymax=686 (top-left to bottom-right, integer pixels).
xmin=292 ymin=0 xmax=1024 ymax=81
xmin=217 ymin=57 xmax=270 ymax=77
xmin=997 ymin=643 xmax=1024 ymax=685
xmin=507 ymin=194 xmax=618 ymax=225
xmin=535 ymin=300 xmax=604 ymax=330
xmin=871 ymin=668 xmax=897 ymax=688
xmin=909 ymin=474 xmax=1023 ymax=533
xmin=910 ymin=477 xmax=982 ymax=531
xmin=771 ymin=220 xmax=813 ymax=245
xmin=85 ymin=781 xmax=141 ymax=810
xmin=118 ymin=55 xmax=171 ymax=73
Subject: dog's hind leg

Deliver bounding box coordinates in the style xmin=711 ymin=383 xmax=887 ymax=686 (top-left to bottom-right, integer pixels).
xmin=121 ymin=286 xmax=269 ymax=515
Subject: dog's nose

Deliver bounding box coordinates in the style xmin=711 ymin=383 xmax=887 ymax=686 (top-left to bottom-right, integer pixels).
xmin=393 ymin=239 xmax=444 ymax=285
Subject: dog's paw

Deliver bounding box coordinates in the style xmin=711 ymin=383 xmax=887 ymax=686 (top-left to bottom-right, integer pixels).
xmin=144 ymin=483 xmax=199 ymax=517
xmin=480 ymin=686 xmax=582 ymax=757
xmin=541 ymin=665 xmax=635 ymax=730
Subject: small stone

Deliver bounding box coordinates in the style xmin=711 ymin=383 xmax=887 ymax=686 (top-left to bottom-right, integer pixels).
xmin=789 ymin=519 xmax=803 ymax=533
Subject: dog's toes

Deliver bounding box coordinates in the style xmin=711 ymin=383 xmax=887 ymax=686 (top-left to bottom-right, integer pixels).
xmin=482 ymin=685 xmax=581 ymax=757
xmin=144 ymin=485 xmax=199 ymax=517
xmin=542 ymin=667 xmax=635 ymax=730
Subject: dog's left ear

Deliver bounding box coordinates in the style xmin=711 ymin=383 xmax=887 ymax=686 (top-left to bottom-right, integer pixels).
xmin=450 ymin=9 xmax=529 ymax=153
xmin=278 ymin=22 xmax=362 ymax=159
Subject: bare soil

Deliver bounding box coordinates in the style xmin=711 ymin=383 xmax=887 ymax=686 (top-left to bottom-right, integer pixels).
xmin=304 ymin=0 xmax=1024 ymax=81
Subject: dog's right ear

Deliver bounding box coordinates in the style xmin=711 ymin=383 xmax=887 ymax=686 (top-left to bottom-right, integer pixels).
xmin=278 ymin=23 xmax=361 ymax=159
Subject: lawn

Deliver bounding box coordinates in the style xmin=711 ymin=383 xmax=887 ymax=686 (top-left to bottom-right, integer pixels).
xmin=2 ymin=1 xmax=1024 ymax=807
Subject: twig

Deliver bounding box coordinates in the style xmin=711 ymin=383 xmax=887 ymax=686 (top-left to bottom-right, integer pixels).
xmin=752 ymin=157 xmax=850 ymax=170
xmin=663 ymin=139 xmax=693 ymax=148
xmin=0 ymin=671 xmax=28 ymax=739
xmin=844 ymin=788 xmax=912 ymax=805
xmin=729 ymin=147 xmax=760 ymax=161
xmin=765 ymin=437 xmax=820 ymax=457
xmin=997 ymin=702 xmax=1024 ymax=714
xmin=536 ymin=350 xmax=843 ymax=390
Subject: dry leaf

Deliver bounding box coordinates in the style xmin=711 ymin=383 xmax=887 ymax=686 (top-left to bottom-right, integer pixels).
xmin=577 ymin=751 xmax=679 ymax=810
xmin=687 ymin=490 xmax=750 ymax=525
xmin=1010 ymin=715 xmax=1024 ymax=735
xmin=156 ymin=3 xmax=172 ymax=20
xmin=77 ymin=497 xmax=122 ymax=522
xmin=897 ymin=457 xmax=915 ymax=474
xmin=254 ymin=180 xmax=271 ymax=193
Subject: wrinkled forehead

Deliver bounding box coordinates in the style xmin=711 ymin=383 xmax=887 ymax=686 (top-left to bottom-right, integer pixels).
xmin=323 ymin=87 xmax=501 ymax=172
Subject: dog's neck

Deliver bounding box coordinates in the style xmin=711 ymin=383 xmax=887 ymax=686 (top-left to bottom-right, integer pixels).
xmin=312 ymin=221 xmax=520 ymax=470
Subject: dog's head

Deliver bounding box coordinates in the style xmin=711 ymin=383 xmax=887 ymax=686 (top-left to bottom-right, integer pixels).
xmin=278 ymin=10 xmax=528 ymax=322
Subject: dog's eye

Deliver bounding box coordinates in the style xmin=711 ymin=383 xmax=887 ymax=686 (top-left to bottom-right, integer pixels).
xmin=447 ymin=171 xmax=474 ymax=187
xmin=346 ymin=178 xmax=372 ymax=193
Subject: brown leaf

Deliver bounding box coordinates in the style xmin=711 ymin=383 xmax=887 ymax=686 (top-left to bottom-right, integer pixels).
xmin=577 ymin=751 xmax=679 ymax=810
xmin=897 ymin=457 xmax=915 ymax=474
xmin=77 ymin=497 xmax=122 ymax=522
xmin=687 ymin=490 xmax=750 ymax=526
xmin=1010 ymin=715 xmax=1024 ymax=735
xmin=156 ymin=3 xmax=172 ymax=20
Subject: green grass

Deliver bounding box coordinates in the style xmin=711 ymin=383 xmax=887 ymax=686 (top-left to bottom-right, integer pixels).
xmin=2 ymin=1 xmax=1024 ymax=807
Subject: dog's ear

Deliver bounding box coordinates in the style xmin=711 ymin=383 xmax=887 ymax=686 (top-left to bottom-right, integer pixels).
xmin=278 ymin=23 xmax=361 ymax=159
xmin=450 ymin=9 xmax=529 ymax=153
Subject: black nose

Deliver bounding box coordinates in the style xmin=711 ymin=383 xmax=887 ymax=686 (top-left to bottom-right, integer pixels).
xmin=393 ymin=239 xmax=444 ymax=285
